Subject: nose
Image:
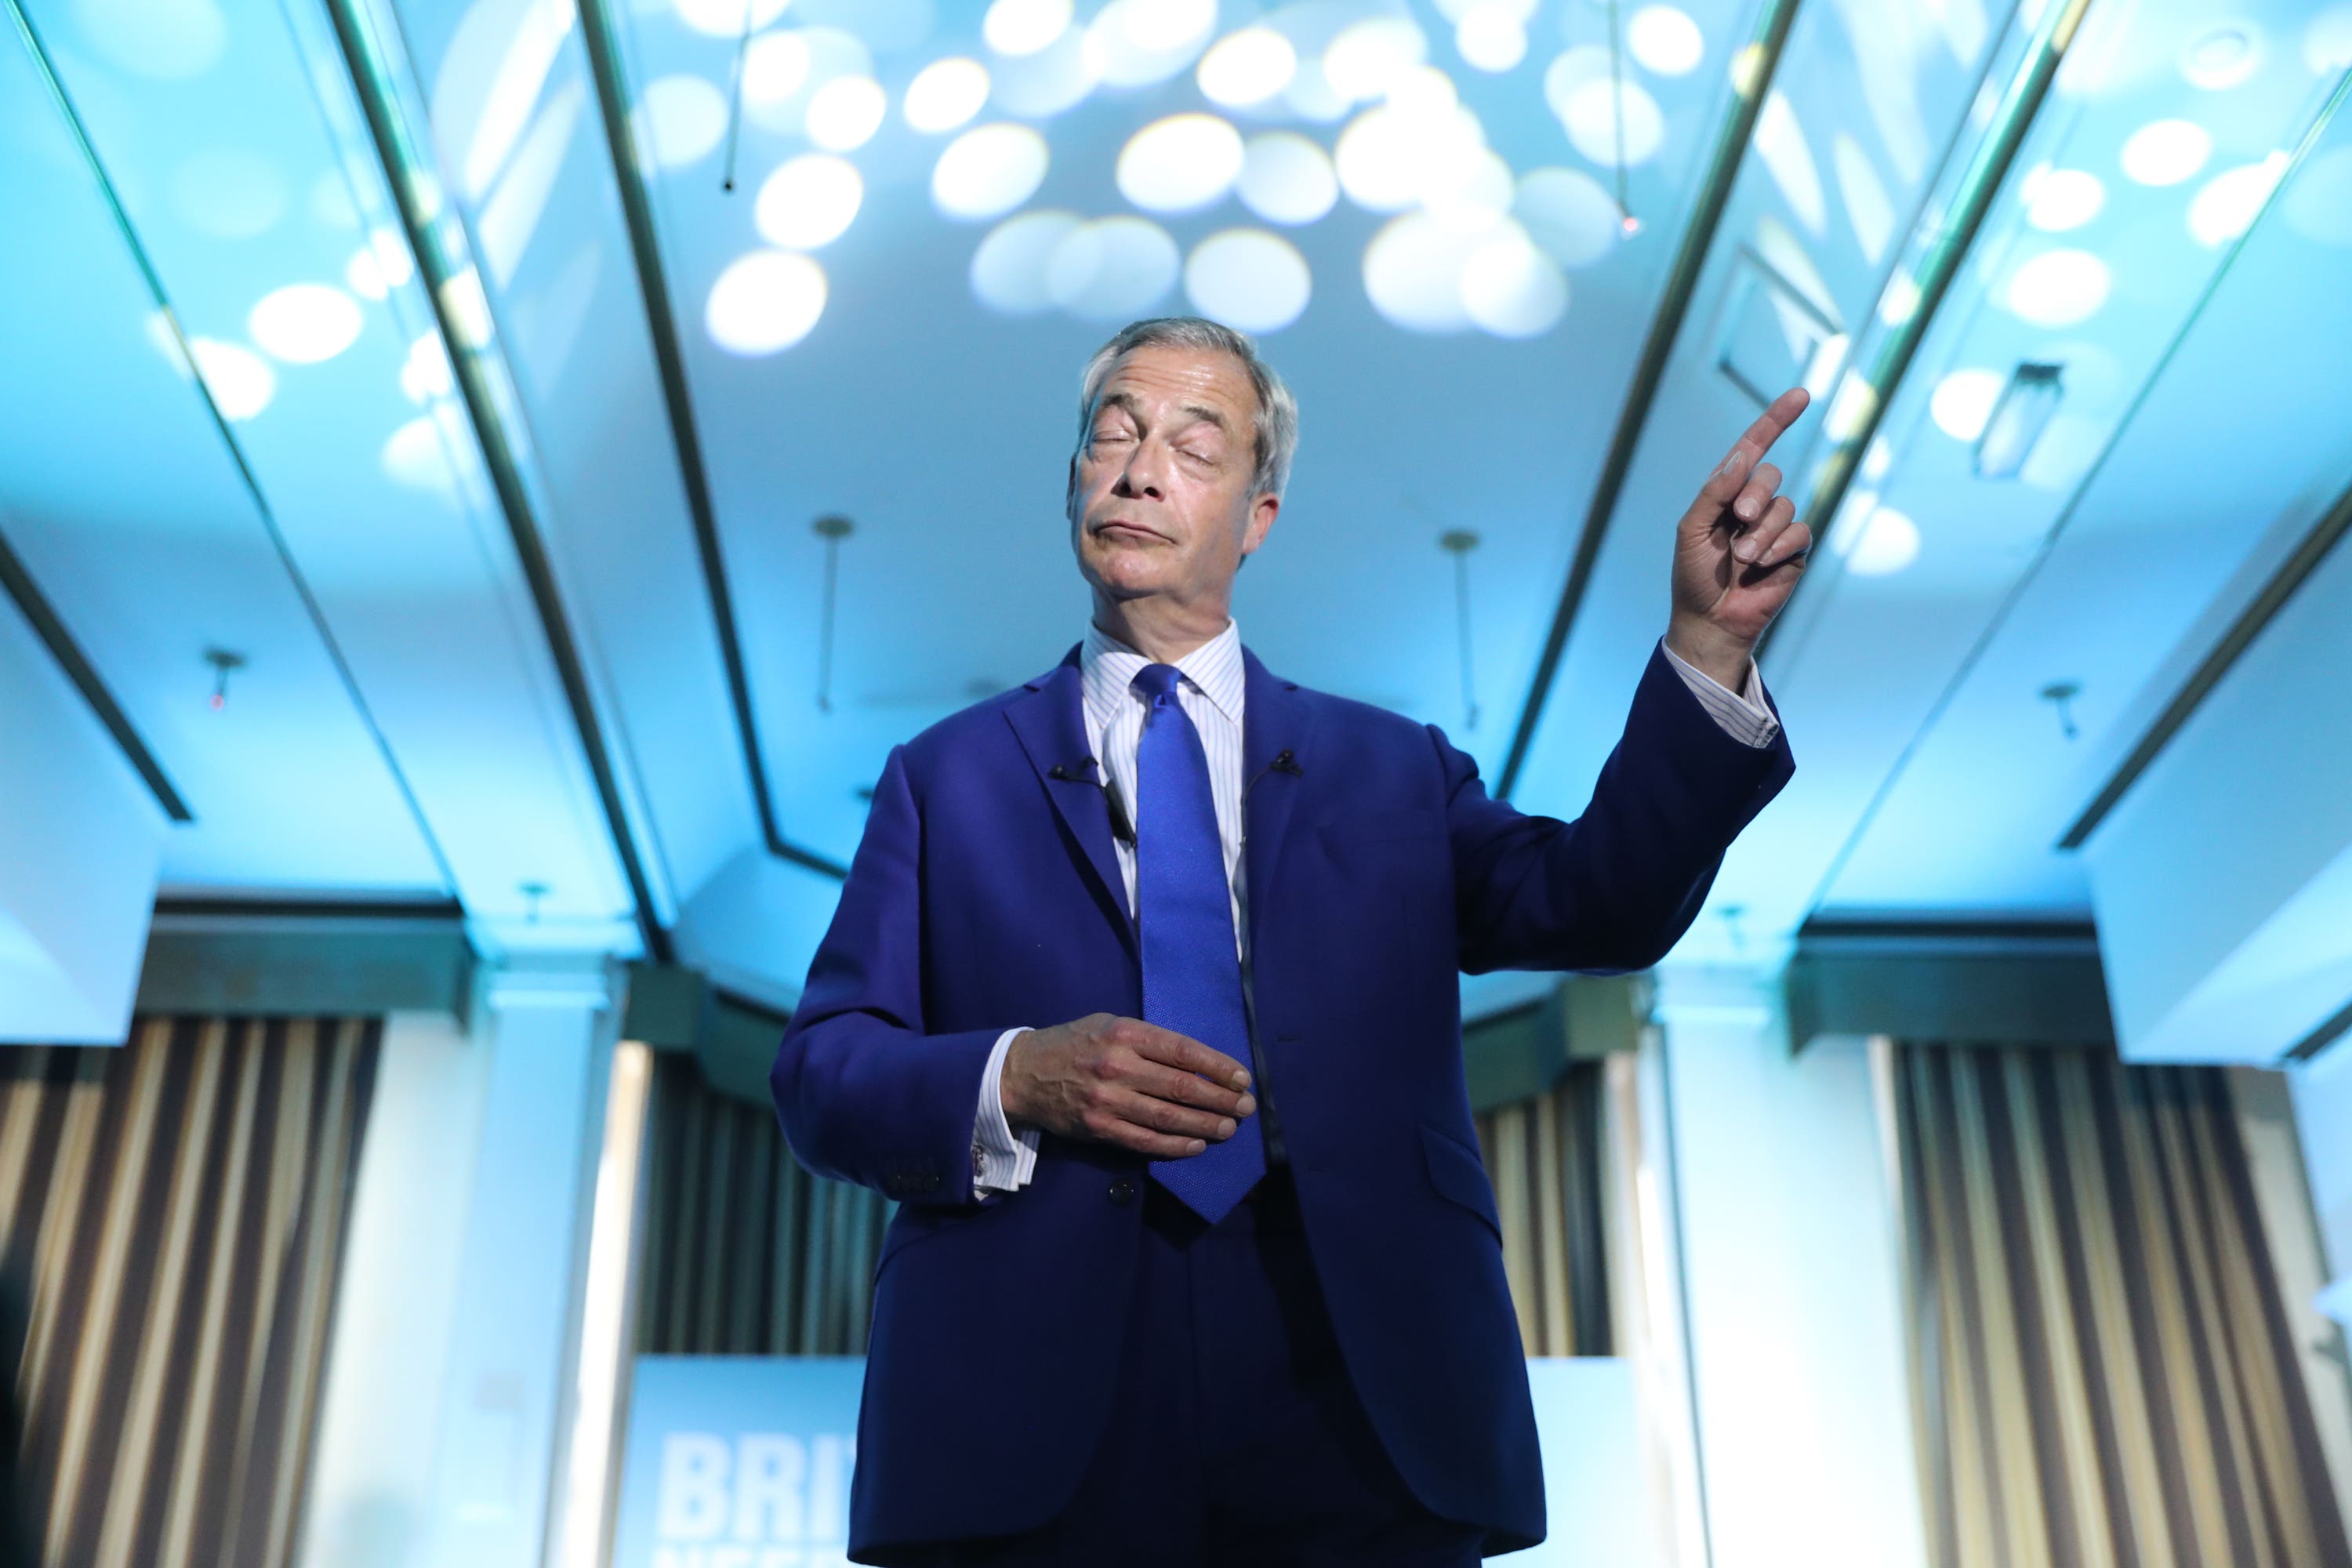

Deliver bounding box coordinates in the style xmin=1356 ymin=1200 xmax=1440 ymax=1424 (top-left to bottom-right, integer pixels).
xmin=1112 ymin=438 xmax=1169 ymax=500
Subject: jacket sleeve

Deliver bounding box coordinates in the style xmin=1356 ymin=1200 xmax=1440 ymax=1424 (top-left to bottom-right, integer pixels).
xmin=1446 ymin=644 xmax=1795 ymax=975
xmin=769 ymin=742 xmax=1002 ymax=1207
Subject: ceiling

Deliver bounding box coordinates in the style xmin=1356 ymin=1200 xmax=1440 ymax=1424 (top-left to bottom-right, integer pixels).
xmin=2 ymin=0 xmax=2349 ymax=1014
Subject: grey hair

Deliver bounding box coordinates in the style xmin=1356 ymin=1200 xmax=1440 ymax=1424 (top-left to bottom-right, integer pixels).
xmin=1074 ymin=317 xmax=1299 ymax=499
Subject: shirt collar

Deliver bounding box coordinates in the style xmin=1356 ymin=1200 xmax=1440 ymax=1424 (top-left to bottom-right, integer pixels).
xmin=1081 ymin=617 xmax=1246 ymax=731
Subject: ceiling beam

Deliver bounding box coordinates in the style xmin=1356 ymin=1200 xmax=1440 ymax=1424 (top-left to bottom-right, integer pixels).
xmin=320 ymin=0 xmax=679 ymax=954
xmin=1753 ymin=0 xmax=2096 ymax=665
xmin=573 ymin=0 xmax=849 ymax=882
xmin=1495 ymin=0 xmax=1804 ymax=799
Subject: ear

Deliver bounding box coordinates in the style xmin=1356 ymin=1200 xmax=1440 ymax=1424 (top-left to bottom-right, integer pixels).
xmin=1239 ymin=491 xmax=1280 ymax=558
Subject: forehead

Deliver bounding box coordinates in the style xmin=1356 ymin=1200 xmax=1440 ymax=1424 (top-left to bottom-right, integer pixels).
xmin=1094 ymin=343 xmax=1258 ymax=426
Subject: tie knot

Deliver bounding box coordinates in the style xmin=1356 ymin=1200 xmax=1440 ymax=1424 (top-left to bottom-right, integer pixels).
xmin=1131 ymin=663 xmax=1183 ymax=706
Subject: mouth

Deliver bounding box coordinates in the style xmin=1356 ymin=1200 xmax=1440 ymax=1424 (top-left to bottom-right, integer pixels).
xmin=1091 ymin=520 xmax=1165 ymax=545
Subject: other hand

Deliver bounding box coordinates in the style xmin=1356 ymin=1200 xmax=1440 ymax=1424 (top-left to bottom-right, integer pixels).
xmin=1002 ymin=1014 xmax=1256 ymax=1160
xmin=1667 ymin=386 xmax=1813 ymax=685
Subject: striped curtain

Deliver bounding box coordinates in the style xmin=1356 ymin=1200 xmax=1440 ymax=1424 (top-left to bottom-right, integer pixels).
xmin=635 ymin=1051 xmax=891 ymax=1356
xmin=0 ymin=1016 xmax=380 ymax=1568
xmin=1474 ymin=1059 xmax=1612 ymax=1356
xmin=1889 ymin=1040 xmax=2352 ymax=1568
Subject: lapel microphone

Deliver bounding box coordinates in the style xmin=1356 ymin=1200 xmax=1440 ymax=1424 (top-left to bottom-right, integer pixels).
xmin=1051 ymin=757 xmax=1135 ymax=844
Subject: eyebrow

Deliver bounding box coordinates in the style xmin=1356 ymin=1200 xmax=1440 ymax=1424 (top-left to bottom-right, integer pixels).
xmin=1097 ymin=392 xmax=1229 ymax=435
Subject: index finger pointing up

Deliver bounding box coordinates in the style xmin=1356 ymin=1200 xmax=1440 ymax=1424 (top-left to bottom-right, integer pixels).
xmin=1700 ymin=387 xmax=1811 ymax=507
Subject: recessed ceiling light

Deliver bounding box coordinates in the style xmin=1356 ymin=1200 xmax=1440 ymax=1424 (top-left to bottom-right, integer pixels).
xmin=1454 ymin=5 xmax=1528 ymax=73
xmin=249 ymin=284 xmax=363 ymax=365
xmin=1512 ymin=166 xmax=1621 ymax=268
xmin=1845 ymin=503 xmax=1918 ymax=576
xmin=1237 ymin=132 xmax=1338 ymax=226
xmin=2181 ymin=24 xmax=2261 ymax=90
xmin=931 ymin=123 xmax=1049 ymax=220
xmin=2002 ymin=249 xmax=2110 ymax=326
xmin=904 ymin=57 xmax=989 ymax=132
xmin=1325 ymin=16 xmax=1427 ymax=102
xmin=1184 ymin=228 xmax=1312 ymax=332
xmin=1045 ymin=217 xmax=1179 ymax=321
xmin=1628 ymin=5 xmax=1704 ymax=76
xmin=2020 ymin=165 xmax=2104 ymax=230
xmin=1198 ymin=27 xmax=1296 ymax=107
xmin=1117 ymin=114 xmax=1244 ymax=214
xmin=806 ymin=76 xmax=885 ymax=151
xmin=983 ymin=0 xmax=1070 ymax=57
xmin=1460 ymin=222 xmax=1569 ymax=338
xmin=2120 ymin=118 xmax=2211 ymax=185
xmin=1363 ymin=211 xmax=1481 ymax=332
xmin=635 ymin=74 xmax=728 ymax=170
xmin=971 ymin=209 xmax=1082 ymax=314
xmin=706 ymin=250 xmax=827 ymax=355
xmin=189 ymin=339 xmax=275 ymax=419
xmin=2308 ymin=7 xmax=2352 ymax=75
xmin=755 ymin=155 xmax=863 ymax=249
xmin=673 ymin=0 xmax=787 ymax=39
xmin=1559 ymin=78 xmax=1664 ymax=168
xmin=1930 ymin=368 xmax=2004 ymax=441
xmin=2187 ymin=154 xmax=2288 ymax=246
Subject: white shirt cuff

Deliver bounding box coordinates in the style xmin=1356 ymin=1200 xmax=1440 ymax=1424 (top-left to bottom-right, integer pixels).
xmin=1659 ymin=639 xmax=1780 ymax=750
xmin=973 ymin=1027 xmax=1041 ymax=1196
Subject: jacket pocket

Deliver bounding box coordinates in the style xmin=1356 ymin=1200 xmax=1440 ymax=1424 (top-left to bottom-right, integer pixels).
xmin=1419 ymin=1120 xmax=1503 ymax=1246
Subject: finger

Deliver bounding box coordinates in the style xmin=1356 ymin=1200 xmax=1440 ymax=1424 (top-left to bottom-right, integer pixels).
xmin=1751 ymin=515 xmax=1813 ymax=573
xmin=1697 ymin=389 xmax=1810 ymax=512
xmin=1733 ymin=494 xmax=1795 ymax=564
xmin=1730 ymin=461 xmax=1782 ymax=529
xmin=1105 ymin=1085 xmax=1236 ymax=1143
xmin=1131 ymin=1059 xmax=1254 ymax=1119
xmin=1129 ymin=1020 xmax=1250 ymax=1090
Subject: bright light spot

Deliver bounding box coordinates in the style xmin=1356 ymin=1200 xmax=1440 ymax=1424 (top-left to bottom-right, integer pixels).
xmin=756 ymin=154 xmax=863 ymax=249
xmin=637 ymin=74 xmax=728 ymax=170
xmin=706 ymin=250 xmax=827 ymax=354
xmin=1185 ymin=228 xmax=1312 ymax=332
xmin=1461 ymin=222 xmax=1568 ymax=337
xmin=2020 ymin=165 xmax=2104 ymax=230
xmin=905 ymin=57 xmax=989 ymax=132
xmin=1325 ymin=17 xmax=1428 ymax=101
xmin=1118 ymin=114 xmax=1245 ymax=214
xmin=673 ymin=0 xmax=789 ymax=39
xmin=1560 ymin=78 xmax=1664 ymax=167
xmin=1455 ymin=6 xmax=1527 ymax=72
xmin=807 ymin=75 xmax=885 ymax=150
xmin=741 ymin=31 xmax=811 ymax=108
xmin=170 ymin=147 xmax=286 ymax=240
xmin=1754 ymin=91 xmax=1824 ymax=233
xmin=985 ymin=0 xmax=1070 ymax=56
xmin=1542 ymin=45 xmax=1612 ymax=118
xmin=1729 ymin=41 xmax=1766 ymax=96
xmin=1513 ymin=166 xmax=1620 ymax=267
xmin=2003 ymin=248 xmax=2110 ymax=326
xmin=1336 ymin=102 xmax=1487 ymax=212
xmin=1832 ymin=136 xmax=1893 ymax=263
xmin=1283 ymin=56 xmax=1351 ymax=122
xmin=1238 ymin=132 xmax=1338 ymax=225
xmin=993 ymin=24 xmax=1102 ymax=118
xmin=1878 ymin=271 xmax=1921 ymax=325
xmin=142 ymin=311 xmax=191 ymax=378
xmin=1823 ymin=368 xmax=1876 ymax=441
xmin=2187 ymin=154 xmax=2288 ymax=246
xmin=2308 ymin=6 xmax=2352 ymax=75
xmin=2181 ymin=25 xmax=2261 ymax=89
xmin=399 ymin=332 xmax=452 ymax=404
xmin=189 ymin=339 xmax=274 ymax=419
xmin=1047 ymin=216 xmax=1180 ymax=320
xmin=1363 ymin=211 xmax=1483 ymax=332
xmin=1200 ymin=27 xmax=1298 ymax=106
xmin=383 ymin=413 xmax=460 ymax=497
xmin=1426 ymin=147 xmax=1515 ymax=234
xmin=1929 ymin=367 xmax=2003 ymax=440
xmin=971 ymin=209 xmax=1083 ymax=314
xmin=248 ymin=284 xmax=364 ymax=365
xmin=343 ymin=227 xmax=414 ymax=303
xmin=1846 ymin=503 xmax=1918 ymax=576
xmin=1628 ymin=5 xmax=1704 ymax=75
xmin=932 ymin=122 xmax=1049 ymax=219
xmin=1084 ymin=0 xmax=1216 ymax=87
xmin=1860 ymin=434 xmax=1893 ymax=481
xmin=439 ymin=268 xmax=495 ymax=349
xmin=2121 ymin=118 xmax=2211 ymax=186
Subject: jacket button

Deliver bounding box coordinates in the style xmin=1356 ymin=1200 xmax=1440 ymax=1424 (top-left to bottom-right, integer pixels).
xmin=1107 ymin=1177 xmax=1136 ymax=1205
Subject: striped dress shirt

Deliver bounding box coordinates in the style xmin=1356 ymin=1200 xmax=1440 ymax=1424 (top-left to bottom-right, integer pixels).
xmin=969 ymin=621 xmax=1777 ymax=1196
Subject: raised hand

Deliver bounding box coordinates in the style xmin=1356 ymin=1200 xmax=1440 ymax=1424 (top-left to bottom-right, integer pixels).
xmin=1667 ymin=386 xmax=1813 ymax=688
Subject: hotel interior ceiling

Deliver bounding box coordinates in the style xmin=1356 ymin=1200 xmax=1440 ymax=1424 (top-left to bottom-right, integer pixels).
xmin=3 ymin=0 xmax=2350 ymax=1014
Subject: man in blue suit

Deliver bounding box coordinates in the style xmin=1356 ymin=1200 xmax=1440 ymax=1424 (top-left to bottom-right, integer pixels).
xmin=772 ymin=318 xmax=1811 ymax=1565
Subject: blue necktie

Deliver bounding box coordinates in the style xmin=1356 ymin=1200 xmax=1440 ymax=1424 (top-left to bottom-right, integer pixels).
xmin=1132 ymin=663 xmax=1264 ymax=1223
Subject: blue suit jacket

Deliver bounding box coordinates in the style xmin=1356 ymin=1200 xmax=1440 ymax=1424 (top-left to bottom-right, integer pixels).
xmin=771 ymin=641 xmax=1793 ymax=1562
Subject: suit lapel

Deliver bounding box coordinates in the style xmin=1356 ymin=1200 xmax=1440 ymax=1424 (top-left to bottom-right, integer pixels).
xmin=1004 ymin=648 xmax=1137 ymax=956
xmin=1242 ymin=648 xmax=1316 ymax=960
